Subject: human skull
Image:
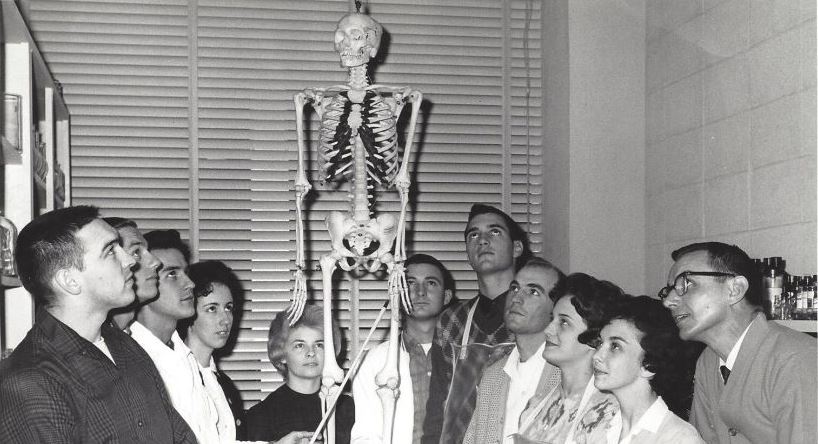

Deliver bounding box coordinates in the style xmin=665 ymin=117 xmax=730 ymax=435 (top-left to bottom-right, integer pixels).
xmin=334 ymin=13 xmax=382 ymax=68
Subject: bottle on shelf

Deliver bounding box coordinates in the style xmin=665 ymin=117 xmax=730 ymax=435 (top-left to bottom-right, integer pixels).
xmin=793 ymin=276 xmax=807 ymax=320
xmin=763 ymin=257 xmax=785 ymax=320
xmin=782 ymin=274 xmax=798 ymax=320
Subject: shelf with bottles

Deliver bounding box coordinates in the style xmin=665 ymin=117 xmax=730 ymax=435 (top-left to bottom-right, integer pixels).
xmin=755 ymin=256 xmax=817 ymax=334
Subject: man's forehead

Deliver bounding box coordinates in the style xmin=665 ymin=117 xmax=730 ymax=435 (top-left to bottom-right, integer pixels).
xmin=407 ymin=263 xmax=443 ymax=281
xmin=669 ymin=250 xmax=711 ymax=276
xmin=466 ymin=212 xmax=508 ymax=231
xmin=518 ymin=266 xmax=558 ymax=289
xmin=117 ymin=225 xmax=146 ymax=246
xmin=77 ymin=219 xmax=118 ymax=249
xmin=152 ymin=248 xmax=187 ymax=267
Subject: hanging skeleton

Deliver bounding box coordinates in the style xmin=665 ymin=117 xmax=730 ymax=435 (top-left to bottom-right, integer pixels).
xmin=288 ymin=6 xmax=422 ymax=444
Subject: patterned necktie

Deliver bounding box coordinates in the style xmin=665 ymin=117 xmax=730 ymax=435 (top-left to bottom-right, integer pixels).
xmin=720 ymin=365 xmax=731 ymax=384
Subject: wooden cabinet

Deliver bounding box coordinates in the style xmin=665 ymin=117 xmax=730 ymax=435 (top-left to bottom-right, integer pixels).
xmin=1 ymin=0 xmax=71 ymax=352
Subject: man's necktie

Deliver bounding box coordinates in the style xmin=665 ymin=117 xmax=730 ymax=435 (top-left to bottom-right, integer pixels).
xmin=720 ymin=365 xmax=731 ymax=384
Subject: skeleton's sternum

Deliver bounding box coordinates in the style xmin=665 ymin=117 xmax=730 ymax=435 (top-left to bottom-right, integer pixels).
xmin=349 ymin=102 xmax=370 ymax=224
xmin=348 ymin=65 xmax=371 ymax=224
xmin=352 ymin=140 xmax=369 ymax=223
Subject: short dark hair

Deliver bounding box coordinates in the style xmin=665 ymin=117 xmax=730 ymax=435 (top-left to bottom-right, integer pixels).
xmin=671 ymin=242 xmax=761 ymax=309
xmin=15 ymin=205 xmax=100 ymax=307
xmin=517 ymin=256 xmax=566 ymax=300
xmin=144 ymin=229 xmax=190 ymax=264
xmin=405 ymin=253 xmax=455 ymax=292
xmin=177 ymin=260 xmax=244 ymax=337
xmin=102 ymin=217 xmax=137 ymax=230
xmin=607 ymin=295 xmax=701 ymax=419
xmin=465 ymin=204 xmax=532 ymax=269
xmin=550 ymin=272 xmax=625 ymax=346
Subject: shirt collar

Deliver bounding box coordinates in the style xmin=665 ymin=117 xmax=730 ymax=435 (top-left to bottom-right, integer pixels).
xmin=35 ymin=309 xmax=103 ymax=359
xmin=611 ymin=396 xmax=670 ymax=444
xmin=199 ymin=356 xmax=218 ymax=373
xmin=476 ymin=290 xmax=508 ymax=313
xmin=719 ymin=320 xmax=753 ymax=370
xmin=130 ymin=321 xmax=191 ymax=357
xmin=503 ymin=341 xmax=547 ymax=378
xmin=633 ymin=396 xmax=669 ymax=435
xmin=401 ymin=329 xmax=429 ymax=351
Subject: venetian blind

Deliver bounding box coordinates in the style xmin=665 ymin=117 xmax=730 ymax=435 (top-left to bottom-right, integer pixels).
xmin=22 ymin=0 xmax=543 ymax=408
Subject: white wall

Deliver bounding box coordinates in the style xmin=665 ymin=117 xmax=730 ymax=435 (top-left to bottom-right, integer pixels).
xmin=544 ymin=0 xmax=816 ymax=296
xmin=542 ymin=0 xmax=647 ymax=294
xmin=645 ymin=0 xmax=817 ymax=291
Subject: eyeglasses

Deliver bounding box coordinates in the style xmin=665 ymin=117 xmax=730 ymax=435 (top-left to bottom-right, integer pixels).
xmin=657 ymin=271 xmax=736 ymax=300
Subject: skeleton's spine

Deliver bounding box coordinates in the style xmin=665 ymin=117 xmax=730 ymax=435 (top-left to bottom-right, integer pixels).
xmin=352 ymin=138 xmax=369 ymax=223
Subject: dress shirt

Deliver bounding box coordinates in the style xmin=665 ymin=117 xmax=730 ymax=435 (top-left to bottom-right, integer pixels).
xmin=718 ymin=321 xmax=752 ymax=371
xmin=130 ymin=321 xmax=220 ymax=444
xmin=352 ymin=338 xmax=414 ymax=444
xmin=403 ymin=332 xmax=433 ymax=444
xmin=606 ymin=396 xmax=704 ymax=444
xmin=0 ymin=310 xmax=196 ymax=443
xmin=199 ymin=358 xmax=237 ymax=443
xmin=501 ymin=342 xmax=547 ymax=443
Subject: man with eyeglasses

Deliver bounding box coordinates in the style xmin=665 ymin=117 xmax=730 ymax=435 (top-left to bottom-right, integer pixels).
xmin=660 ymin=242 xmax=816 ymax=444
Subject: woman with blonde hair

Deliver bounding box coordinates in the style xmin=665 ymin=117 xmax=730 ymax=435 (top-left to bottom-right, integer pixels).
xmin=245 ymin=305 xmax=355 ymax=443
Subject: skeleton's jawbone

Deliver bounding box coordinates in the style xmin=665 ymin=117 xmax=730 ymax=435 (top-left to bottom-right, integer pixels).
xmin=340 ymin=56 xmax=367 ymax=68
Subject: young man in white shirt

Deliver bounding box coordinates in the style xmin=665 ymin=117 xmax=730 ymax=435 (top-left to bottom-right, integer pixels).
xmin=352 ymin=254 xmax=454 ymax=444
xmin=130 ymin=229 xmax=221 ymax=444
xmin=463 ymin=256 xmax=564 ymax=444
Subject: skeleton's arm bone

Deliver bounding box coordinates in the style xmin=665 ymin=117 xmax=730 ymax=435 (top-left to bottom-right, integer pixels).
xmin=289 ymin=91 xmax=314 ymax=323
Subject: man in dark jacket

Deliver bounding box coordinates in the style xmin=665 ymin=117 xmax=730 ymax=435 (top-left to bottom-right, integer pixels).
xmin=0 ymin=205 xmax=196 ymax=443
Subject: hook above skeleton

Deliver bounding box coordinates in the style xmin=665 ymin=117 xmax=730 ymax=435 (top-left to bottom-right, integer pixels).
xmin=288 ymin=9 xmax=422 ymax=444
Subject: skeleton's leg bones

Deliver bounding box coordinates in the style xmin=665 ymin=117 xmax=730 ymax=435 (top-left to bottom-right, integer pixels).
xmin=375 ymin=258 xmax=404 ymax=444
xmin=318 ymin=253 xmax=344 ymax=444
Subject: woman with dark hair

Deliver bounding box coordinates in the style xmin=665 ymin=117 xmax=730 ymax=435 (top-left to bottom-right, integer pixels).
xmin=592 ymin=296 xmax=703 ymax=444
xmin=180 ymin=260 xmax=249 ymax=442
xmin=515 ymin=273 xmax=624 ymax=444
xmin=245 ymin=304 xmax=355 ymax=443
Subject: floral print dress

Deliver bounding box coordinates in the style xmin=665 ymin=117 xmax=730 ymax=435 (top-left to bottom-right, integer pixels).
xmin=516 ymin=376 xmax=619 ymax=444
